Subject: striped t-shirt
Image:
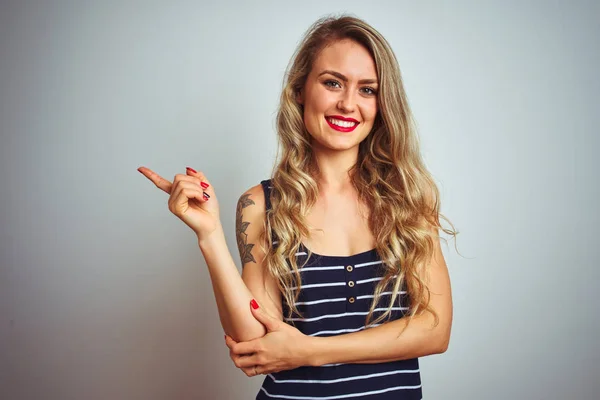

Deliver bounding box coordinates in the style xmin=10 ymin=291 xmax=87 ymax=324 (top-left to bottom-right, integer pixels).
xmin=255 ymin=180 xmax=422 ymax=400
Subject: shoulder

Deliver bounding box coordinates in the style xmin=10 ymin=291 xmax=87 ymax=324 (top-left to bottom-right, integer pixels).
xmin=235 ymin=181 xmax=271 ymax=239
xmin=236 ymin=182 xmax=267 ymax=217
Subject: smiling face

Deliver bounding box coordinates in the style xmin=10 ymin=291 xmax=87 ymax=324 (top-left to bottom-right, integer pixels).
xmin=298 ymin=39 xmax=379 ymax=154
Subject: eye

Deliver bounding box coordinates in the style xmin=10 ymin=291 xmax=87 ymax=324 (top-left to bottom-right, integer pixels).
xmin=361 ymin=87 xmax=378 ymax=96
xmin=323 ymin=80 xmax=342 ymax=89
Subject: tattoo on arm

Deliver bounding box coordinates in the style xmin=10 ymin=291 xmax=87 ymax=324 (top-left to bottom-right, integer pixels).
xmin=236 ymin=194 xmax=256 ymax=265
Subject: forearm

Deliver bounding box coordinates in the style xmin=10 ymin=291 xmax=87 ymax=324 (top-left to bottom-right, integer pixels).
xmin=306 ymin=234 xmax=453 ymax=367
xmin=198 ymin=223 xmax=266 ymax=342
xmin=307 ymin=311 xmax=450 ymax=366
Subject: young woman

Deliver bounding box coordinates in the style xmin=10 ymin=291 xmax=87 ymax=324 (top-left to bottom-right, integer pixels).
xmin=139 ymin=15 xmax=454 ymax=400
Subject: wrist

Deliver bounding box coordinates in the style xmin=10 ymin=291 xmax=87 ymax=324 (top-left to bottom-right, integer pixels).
xmin=302 ymin=336 xmax=325 ymax=367
xmin=197 ymin=222 xmax=225 ymax=251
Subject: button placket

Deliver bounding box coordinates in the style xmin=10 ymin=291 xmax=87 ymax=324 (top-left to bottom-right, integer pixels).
xmin=345 ymin=264 xmax=356 ymax=310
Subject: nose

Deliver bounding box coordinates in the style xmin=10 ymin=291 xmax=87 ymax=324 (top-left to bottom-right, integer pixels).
xmin=337 ymin=89 xmax=356 ymax=113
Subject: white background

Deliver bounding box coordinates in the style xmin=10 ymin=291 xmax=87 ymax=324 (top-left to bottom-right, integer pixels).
xmin=1 ymin=1 xmax=598 ymax=399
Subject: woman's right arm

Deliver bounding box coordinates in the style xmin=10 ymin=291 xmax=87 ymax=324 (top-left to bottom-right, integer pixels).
xmin=137 ymin=166 xmax=281 ymax=342
xmin=199 ymin=183 xmax=283 ymax=342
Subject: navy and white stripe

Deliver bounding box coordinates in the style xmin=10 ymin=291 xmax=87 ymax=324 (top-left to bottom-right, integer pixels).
xmin=256 ymin=180 xmax=422 ymax=400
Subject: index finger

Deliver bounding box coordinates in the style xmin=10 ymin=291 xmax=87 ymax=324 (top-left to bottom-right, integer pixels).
xmin=137 ymin=166 xmax=172 ymax=194
xmin=232 ymin=339 xmax=260 ymax=356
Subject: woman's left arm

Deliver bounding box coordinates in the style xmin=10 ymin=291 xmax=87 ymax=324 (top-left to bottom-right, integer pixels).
xmin=226 ymin=234 xmax=453 ymax=374
xmin=307 ymin=241 xmax=452 ymax=365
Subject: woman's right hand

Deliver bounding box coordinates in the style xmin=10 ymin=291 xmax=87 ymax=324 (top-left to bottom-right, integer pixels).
xmin=137 ymin=166 xmax=220 ymax=241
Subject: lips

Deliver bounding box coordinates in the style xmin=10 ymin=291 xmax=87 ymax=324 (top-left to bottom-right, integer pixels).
xmin=328 ymin=115 xmax=359 ymax=123
xmin=325 ymin=115 xmax=359 ymax=132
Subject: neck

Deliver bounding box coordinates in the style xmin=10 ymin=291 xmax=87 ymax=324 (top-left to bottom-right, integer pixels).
xmin=311 ymin=143 xmax=359 ymax=192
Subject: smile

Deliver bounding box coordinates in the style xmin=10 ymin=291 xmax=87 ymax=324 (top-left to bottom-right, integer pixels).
xmin=325 ymin=116 xmax=359 ymax=132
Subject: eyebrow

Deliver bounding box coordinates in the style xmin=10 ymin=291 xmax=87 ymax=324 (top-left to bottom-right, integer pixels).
xmin=318 ymin=70 xmax=378 ymax=85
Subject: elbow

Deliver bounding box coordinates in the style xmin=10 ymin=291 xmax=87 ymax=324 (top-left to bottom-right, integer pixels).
xmin=435 ymin=336 xmax=450 ymax=354
xmin=228 ymin=325 xmax=267 ymax=343
xmin=427 ymin=336 xmax=449 ymax=356
xmin=426 ymin=316 xmax=452 ymax=355
xmin=433 ymin=325 xmax=452 ymax=354
xmin=225 ymin=318 xmax=268 ymax=343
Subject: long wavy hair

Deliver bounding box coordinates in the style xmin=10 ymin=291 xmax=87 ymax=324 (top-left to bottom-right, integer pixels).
xmin=262 ymin=15 xmax=457 ymax=331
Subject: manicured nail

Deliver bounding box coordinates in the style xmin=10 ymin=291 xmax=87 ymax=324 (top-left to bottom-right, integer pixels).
xmin=203 ymin=192 xmax=210 ymax=200
xmin=186 ymin=166 xmax=197 ymax=173
xmin=224 ymin=334 xmax=227 ymax=340
xmin=200 ymin=182 xmax=209 ymax=189
xmin=250 ymin=299 xmax=259 ymax=309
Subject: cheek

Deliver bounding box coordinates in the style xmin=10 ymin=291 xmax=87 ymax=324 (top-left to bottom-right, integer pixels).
xmin=306 ymin=96 xmax=328 ymax=116
xmin=304 ymin=98 xmax=329 ymax=132
xmin=364 ymin=102 xmax=378 ymax=124
xmin=301 ymin=96 xmax=322 ymax=136
xmin=306 ymin=85 xmax=337 ymax=113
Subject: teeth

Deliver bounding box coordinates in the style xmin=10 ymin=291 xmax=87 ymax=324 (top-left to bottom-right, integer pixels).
xmin=327 ymin=118 xmax=357 ymax=128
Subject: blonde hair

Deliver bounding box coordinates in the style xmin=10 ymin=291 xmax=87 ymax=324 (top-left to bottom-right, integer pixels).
xmin=263 ymin=15 xmax=457 ymax=330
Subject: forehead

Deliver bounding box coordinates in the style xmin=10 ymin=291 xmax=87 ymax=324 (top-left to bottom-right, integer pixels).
xmin=311 ymin=39 xmax=377 ymax=80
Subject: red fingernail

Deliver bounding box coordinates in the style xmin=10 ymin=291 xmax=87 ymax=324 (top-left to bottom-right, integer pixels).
xmin=203 ymin=192 xmax=210 ymax=200
xmin=224 ymin=334 xmax=227 ymax=340
xmin=186 ymin=167 xmax=197 ymax=173
xmin=200 ymin=182 xmax=209 ymax=189
xmin=250 ymin=299 xmax=259 ymax=309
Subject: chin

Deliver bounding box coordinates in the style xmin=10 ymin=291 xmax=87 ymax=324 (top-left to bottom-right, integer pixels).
xmin=317 ymin=139 xmax=360 ymax=152
xmin=309 ymin=128 xmax=370 ymax=152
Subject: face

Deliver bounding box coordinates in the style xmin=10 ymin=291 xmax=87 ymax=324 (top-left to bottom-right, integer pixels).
xmin=298 ymin=39 xmax=379 ymax=154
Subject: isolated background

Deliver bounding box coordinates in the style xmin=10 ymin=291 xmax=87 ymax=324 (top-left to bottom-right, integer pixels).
xmin=1 ymin=1 xmax=598 ymax=399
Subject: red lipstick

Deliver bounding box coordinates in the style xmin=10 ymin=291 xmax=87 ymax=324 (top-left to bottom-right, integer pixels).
xmin=325 ymin=115 xmax=359 ymax=132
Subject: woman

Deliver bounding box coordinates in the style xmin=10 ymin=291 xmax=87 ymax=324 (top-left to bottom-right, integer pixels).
xmin=139 ymin=15 xmax=454 ymax=400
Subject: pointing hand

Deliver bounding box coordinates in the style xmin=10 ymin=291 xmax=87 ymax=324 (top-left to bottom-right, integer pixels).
xmin=138 ymin=166 xmax=220 ymax=240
